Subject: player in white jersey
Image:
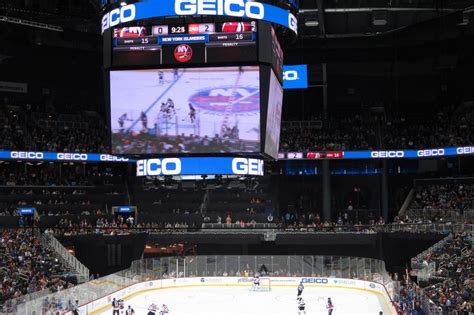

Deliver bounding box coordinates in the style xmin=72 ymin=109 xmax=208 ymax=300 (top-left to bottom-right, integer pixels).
xmin=297 ymin=297 xmax=306 ymax=315
xmin=252 ymin=274 xmax=260 ymax=289
xmin=125 ymin=305 xmax=135 ymax=315
xmin=148 ymin=303 xmax=158 ymax=315
xmin=159 ymin=304 xmax=169 ymax=315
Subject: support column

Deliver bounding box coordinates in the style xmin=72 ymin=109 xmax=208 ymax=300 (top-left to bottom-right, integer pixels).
xmin=381 ymin=160 xmax=389 ymax=222
xmin=322 ymin=63 xmax=328 ymax=121
xmin=322 ymin=159 xmax=331 ymax=222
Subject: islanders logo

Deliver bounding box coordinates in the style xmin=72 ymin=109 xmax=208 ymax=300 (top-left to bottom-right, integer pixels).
xmin=189 ymin=85 xmax=260 ymax=113
xmin=174 ymin=44 xmax=193 ymax=62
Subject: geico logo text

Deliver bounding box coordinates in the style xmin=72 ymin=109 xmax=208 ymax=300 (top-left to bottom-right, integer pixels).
xmin=10 ymin=151 xmax=44 ymax=159
xmin=136 ymin=158 xmax=182 ymax=176
xmin=57 ymin=153 xmax=88 ymax=160
xmin=301 ymin=278 xmax=329 ymax=284
xmin=456 ymin=146 xmax=474 ymax=154
xmin=370 ymin=151 xmax=404 ymax=158
xmin=175 ymin=0 xmax=264 ymax=19
xmin=417 ymin=149 xmax=445 ymax=157
xmin=232 ymin=158 xmax=264 ymax=175
xmin=102 ymin=4 xmax=136 ymax=33
xmin=100 ymin=154 xmax=129 ymax=162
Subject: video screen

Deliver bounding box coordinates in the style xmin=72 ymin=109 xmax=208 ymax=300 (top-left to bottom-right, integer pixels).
xmin=264 ymin=69 xmax=283 ymax=159
xmin=110 ymin=66 xmax=260 ymax=154
xmin=112 ymin=22 xmax=257 ymax=67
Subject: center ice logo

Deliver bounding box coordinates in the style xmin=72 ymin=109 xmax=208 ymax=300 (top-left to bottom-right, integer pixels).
xmin=189 ymin=86 xmax=259 ymax=113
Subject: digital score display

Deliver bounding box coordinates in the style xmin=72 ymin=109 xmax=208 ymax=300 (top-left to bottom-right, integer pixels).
xmin=112 ymin=22 xmax=257 ymax=66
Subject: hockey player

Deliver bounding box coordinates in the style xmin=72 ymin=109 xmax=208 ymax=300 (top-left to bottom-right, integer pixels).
xmin=188 ymin=103 xmax=196 ymax=123
xmin=166 ymin=98 xmax=175 ymax=112
xmin=140 ymin=111 xmax=148 ymax=131
xmin=112 ymin=298 xmax=120 ymax=315
xmin=297 ymin=297 xmax=306 ymax=315
xmin=147 ymin=303 xmax=158 ymax=315
xmin=159 ymin=304 xmax=169 ymax=315
xmin=125 ymin=305 xmax=135 ymax=315
xmin=158 ymin=71 xmax=164 ymax=85
xmin=252 ymin=274 xmax=260 ymax=289
xmin=118 ymin=113 xmax=128 ymax=130
xmin=327 ymin=297 xmax=334 ymax=315
xmin=297 ymin=282 xmax=304 ymax=297
xmin=71 ymin=300 xmax=79 ymax=315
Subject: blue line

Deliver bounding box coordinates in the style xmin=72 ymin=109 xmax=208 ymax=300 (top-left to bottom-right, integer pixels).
xmin=125 ymin=72 xmax=184 ymax=133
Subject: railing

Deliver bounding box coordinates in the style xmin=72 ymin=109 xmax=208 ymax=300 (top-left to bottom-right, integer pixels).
xmin=42 ymin=231 xmax=90 ymax=283
xmin=281 ymin=120 xmax=323 ymax=129
xmin=410 ymin=234 xmax=452 ymax=273
xmin=408 ymin=207 xmax=474 ymax=221
xmin=398 ymin=188 xmax=414 ymax=218
xmin=44 ymin=223 xmax=473 ymax=238
xmin=1 ymin=255 xmax=396 ymax=314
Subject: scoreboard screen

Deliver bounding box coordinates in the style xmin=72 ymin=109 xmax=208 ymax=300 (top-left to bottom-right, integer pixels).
xmin=111 ymin=21 xmax=257 ymax=67
xmin=110 ymin=66 xmax=261 ymax=155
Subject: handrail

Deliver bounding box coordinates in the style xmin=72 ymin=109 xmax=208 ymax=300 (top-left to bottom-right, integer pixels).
xmin=398 ymin=188 xmax=414 ymax=217
xmin=42 ymin=231 xmax=90 ymax=283
xmin=34 ymin=223 xmax=473 ymax=237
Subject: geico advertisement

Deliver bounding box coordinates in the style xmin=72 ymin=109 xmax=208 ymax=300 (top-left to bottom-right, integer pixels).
xmin=0 ymin=151 xmax=130 ymax=162
xmin=101 ymin=0 xmax=298 ymax=34
xmin=136 ymin=157 xmax=264 ymax=176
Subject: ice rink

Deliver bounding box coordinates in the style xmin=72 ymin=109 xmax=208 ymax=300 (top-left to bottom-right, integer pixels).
xmin=96 ymin=285 xmax=394 ymax=315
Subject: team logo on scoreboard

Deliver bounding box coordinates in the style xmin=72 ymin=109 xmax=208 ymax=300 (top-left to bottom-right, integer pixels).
xmin=189 ymin=85 xmax=259 ymax=113
xmin=114 ymin=26 xmax=147 ymax=38
xmin=174 ymin=44 xmax=193 ymax=62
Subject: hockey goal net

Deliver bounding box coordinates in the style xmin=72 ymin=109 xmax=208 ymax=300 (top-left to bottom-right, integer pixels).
xmin=251 ymin=277 xmax=271 ymax=291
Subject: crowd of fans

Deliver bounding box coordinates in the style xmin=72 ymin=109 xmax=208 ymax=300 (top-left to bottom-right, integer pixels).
xmin=412 ymin=184 xmax=473 ymax=211
xmin=406 ymin=232 xmax=472 ymax=314
xmin=0 ymin=108 xmax=109 ymax=153
xmin=280 ymin=110 xmax=473 ymax=152
xmin=0 ymin=229 xmax=75 ymax=309
xmin=396 ymin=183 xmax=474 ymax=225
xmin=1 ymin=104 xmax=473 ymax=153
xmin=280 ymin=115 xmax=375 ymax=152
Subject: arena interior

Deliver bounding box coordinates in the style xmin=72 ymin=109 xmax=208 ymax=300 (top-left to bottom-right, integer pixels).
xmin=0 ymin=0 xmax=472 ymax=314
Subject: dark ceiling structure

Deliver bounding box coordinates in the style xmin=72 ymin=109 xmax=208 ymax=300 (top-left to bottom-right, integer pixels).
xmin=1 ymin=0 xmax=474 ymax=118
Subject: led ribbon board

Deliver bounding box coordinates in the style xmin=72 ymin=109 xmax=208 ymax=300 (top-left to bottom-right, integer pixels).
xmin=0 ymin=151 xmax=130 ymax=162
xmin=279 ymin=146 xmax=474 ymax=160
xmin=0 ymin=147 xmax=471 ymax=163
xmin=136 ymin=157 xmax=264 ymax=176
xmin=101 ymin=0 xmax=298 ymax=34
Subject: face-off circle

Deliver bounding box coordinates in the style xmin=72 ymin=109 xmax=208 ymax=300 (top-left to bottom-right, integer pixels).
xmin=174 ymin=44 xmax=193 ymax=62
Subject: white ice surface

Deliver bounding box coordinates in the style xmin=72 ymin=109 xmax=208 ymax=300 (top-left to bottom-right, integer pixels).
xmin=97 ymin=285 xmax=393 ymax=315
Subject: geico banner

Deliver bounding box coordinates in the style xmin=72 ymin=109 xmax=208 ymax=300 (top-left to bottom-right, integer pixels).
xmin=279 ymin=146 xmax=474 ymax=160
xmin=283 ymin=65 xmax=308 ymax=89
xmin=344 ymin=147 xmax=472 ymax=159
xmin=101 ymin=0 xmax=298 ymax=34
xmin=136 ymin=157 xmax=264 ymax=176
xmin=0 ymin=151 xmax=131 ymax=162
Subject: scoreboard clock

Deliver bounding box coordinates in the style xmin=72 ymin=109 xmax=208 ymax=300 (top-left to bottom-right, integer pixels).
xmin=110 ymin=21 xmax=258 ymax=66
